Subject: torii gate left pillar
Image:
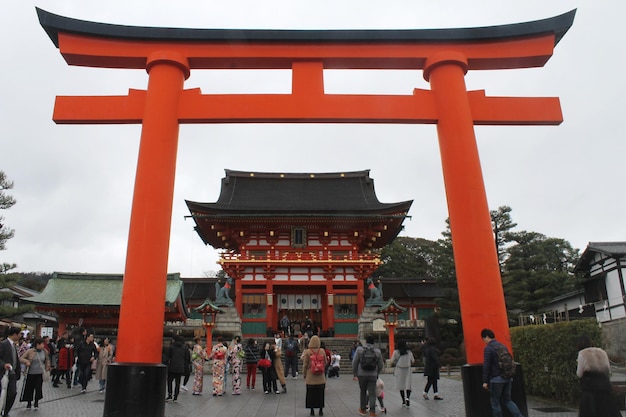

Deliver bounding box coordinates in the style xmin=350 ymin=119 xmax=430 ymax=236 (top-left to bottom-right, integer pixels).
xmin=37 ymin=8 xmax=575 ymax=417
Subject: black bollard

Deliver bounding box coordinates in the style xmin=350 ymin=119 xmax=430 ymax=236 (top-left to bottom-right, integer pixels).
xmin=103 ymin=363 xmax=167 ymax=417
xmin=461 ymin=363 xmax=528 ymax=417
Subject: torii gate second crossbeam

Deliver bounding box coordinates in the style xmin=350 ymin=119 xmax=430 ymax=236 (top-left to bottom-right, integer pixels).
xmin=37 ymin=8 xmax=575 ymax=417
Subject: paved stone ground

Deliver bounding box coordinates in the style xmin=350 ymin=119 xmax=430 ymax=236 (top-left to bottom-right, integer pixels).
xmin=7 ymin=371 xmax=621 ymax=417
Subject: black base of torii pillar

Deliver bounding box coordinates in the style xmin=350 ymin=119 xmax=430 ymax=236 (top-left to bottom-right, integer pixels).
xmin=103 ymin=363 xmax=167 ymax=417
xmin=462 ymin=364 xmax=528 ymax=417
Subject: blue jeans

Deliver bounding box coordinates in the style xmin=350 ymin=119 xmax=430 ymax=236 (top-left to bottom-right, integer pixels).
xmin=489 ymin=377 xmax=523 ymax=417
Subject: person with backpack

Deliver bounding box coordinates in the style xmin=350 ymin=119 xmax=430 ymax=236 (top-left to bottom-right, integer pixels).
xmin=284 ymin=334 xmax=299 ymax=379
xmin=352 ymin=335 xmax=384 ymax=417
xmin=481 ymin=328 xmax=524 ymax=417
xmin=302 ymin=335 xmax=327 ymax=416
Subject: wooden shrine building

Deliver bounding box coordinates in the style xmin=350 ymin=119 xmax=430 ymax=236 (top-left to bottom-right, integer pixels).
xmin=186 ymin=169 xmax=412 ymax=337
xmin=25 ymin=272 xmax=189 ymax=336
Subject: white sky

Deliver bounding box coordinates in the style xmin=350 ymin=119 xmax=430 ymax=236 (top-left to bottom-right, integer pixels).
xmin=1 ymin=1 xmax=623 ymax=277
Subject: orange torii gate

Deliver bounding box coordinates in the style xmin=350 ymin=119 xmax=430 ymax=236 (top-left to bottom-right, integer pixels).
xmin=37 ymin=8 xmax=575 ymax=417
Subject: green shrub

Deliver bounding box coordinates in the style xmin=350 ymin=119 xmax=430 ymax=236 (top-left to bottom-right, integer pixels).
xmin=511 ymin=319 xmax=601 ymax=404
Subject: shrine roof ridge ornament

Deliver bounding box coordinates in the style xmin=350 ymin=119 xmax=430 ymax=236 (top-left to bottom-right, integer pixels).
xmin=223 ymin=169 xmax=373 ymax=180
xmin=37 ymin=7 xmax=575 ymax=48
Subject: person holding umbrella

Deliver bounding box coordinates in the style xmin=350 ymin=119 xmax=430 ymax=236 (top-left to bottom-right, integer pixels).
xmin=0 ymin=327 xmax=21 ymax=417
xmin=20 ymin=337 xmax=51 ymax=410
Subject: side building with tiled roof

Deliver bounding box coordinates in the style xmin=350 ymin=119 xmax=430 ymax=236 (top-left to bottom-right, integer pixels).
xmin=24 ymin=272 xmax=189 ymax=336
xmin=574 ymin=242 xmax=626 ymax=323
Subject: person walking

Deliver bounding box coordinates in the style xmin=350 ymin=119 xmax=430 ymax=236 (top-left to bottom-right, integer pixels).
xmin=74 ymin=333 xmax=97 ymax=393
xmin=576 ymin=334 xmax=621 ymax=417
xmin=180 ymin=341 xmax=193 ymax=392
xmin=422 ymin=337 xmax=443 ymax=400
xmin=190 ymin=337 xmax=208 ymax=395
xmin=209 ymin=336 xmax=228 ymax=396
xmin=481 ymin=328 xmax=524 ymax=417
xmin=0 ymin=327 xmax=22 ymax=417
xmin=55 ymin=338 xmax=74 ymax=389
xmin=165 ymin=335 xmax=190 ymax=402
xmin=353 ymin=335 xmax=384 ymax=417
xmin=283 ymin=334 xmax=299 ymax=379
xmin=244 ymin=338 xmax=259 ymax=390
xmin=228 ymin=336 xmax=243 ymax=395
xmin=19 ymin=337 xmax=51 ymax=410
xmin=302 ymin=335 xmax=326 ymax=416
xmin=390 ymin=339 xmax=415 ymax=406
xmin=46 ymin=336 xmax=58 ymax=389
xmin=95 ymin=337 xmax=113 ymax=393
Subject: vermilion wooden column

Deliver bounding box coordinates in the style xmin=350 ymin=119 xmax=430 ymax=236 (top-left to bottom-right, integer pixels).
xmin=424 ymin=52 xmax=510 ymax=364
xmin=117 ymin=52 xmax=190 ymax=363
xmin=104 ymin=53 xmax=189 ymax=417
xmin=424 ymin=53 xmax=527 ymax=417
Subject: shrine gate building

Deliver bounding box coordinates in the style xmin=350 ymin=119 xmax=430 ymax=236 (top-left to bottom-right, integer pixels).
xmin=186 ymin=169 xmax=412 ymax=337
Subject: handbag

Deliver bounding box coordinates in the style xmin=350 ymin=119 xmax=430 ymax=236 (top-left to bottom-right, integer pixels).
xmin=258 ymin=351 xmax=272 ymax=368
xmin=258 ymin=358 xmax=272 ymax=368
xmin=36 ymin=353 xmax=51 ymax=382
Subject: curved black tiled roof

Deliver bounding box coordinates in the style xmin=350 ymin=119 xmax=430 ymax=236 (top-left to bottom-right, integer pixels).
xmin=37 ymin=7 xmax=575 ymax=49
xmin=186 ymin=170 xmax=412 ymax=215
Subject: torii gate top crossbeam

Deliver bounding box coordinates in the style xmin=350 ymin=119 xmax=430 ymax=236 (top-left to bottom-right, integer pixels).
xmin=38 ymin=8 xmax=575 ymax=71
xmin=36 ymin=8 xmax=575 ymax=126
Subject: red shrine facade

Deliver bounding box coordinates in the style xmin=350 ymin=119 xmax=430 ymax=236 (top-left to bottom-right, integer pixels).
xmin=187 ymin=170 xmax=412 ymax=337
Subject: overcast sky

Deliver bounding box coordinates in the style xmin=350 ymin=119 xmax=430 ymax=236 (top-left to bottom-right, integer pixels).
xmin=1 ymin=1 xmax=623 ymax=277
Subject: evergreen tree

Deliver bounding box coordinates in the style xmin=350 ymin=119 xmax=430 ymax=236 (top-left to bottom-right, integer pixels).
xmin=490 ymin=205 xmax=517 ymax=274
xmin=0 ymin=171 xmax=17 ymax=273
xmin=373 ymin=236 xmax=438 ymax=278
xmin=502 ymin=231 xmax=580 ymax=319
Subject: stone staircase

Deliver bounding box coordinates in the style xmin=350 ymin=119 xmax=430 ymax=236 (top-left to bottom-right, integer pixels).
xmin=252 ymin=336 xmax=358 ymax=375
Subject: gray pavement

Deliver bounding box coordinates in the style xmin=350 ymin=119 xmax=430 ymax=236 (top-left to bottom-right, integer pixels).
xmin=8 ymin=371 xmax=619 ymax=417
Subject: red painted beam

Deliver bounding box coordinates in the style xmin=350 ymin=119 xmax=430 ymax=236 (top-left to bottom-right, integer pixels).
xmin=53 ymin=89 xmax=562 ymax=125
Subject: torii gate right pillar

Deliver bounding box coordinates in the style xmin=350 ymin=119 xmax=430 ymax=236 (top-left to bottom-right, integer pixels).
xmin=425 ymin=53 xmax=527 ymax=417
xmin=425 ymin=52 xmax=510 ymax=355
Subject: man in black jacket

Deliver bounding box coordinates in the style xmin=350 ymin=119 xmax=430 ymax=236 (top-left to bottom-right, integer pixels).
xmin=165 ymin=336 xmax=190 ymax=402
xmin=75 ymin=333 xmax=97 ymax=393
xmin=481 ymin=328 xmax=523 ymax=417
xmin=0 ymin=327 xmax=21 ymax=417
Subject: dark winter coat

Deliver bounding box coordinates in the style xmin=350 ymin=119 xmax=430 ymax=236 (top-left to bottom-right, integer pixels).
xmin=166 ymin=341 xmax=191 ymax=375
xmin=75 ymin=340 xmax=97 ymax=366
xmin=423 ymin=344 xmax=440 ymax=379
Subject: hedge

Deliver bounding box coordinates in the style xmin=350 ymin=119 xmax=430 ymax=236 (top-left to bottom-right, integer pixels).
xmin=511 ymin=319 xmax=601 ymax=404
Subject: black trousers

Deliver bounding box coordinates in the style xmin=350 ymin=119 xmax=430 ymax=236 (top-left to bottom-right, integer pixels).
xmin=167 ymin=372 xmax=182 ymax=399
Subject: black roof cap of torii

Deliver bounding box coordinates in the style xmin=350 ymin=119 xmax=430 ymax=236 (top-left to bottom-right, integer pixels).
xmin=36 ymin=7 xmax=576 ymax=49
